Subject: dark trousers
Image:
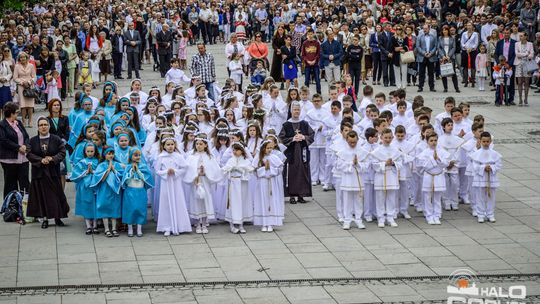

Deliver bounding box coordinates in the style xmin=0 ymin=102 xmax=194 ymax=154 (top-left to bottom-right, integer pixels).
xmin=508 ymin=65 xmax=516 ymax=103
xmin=127 ymin=51 xmax=140 ymax=78
xmin=418 ymin=59 xmax=435 ymax=90
xmin=304 ymin=65 xmax=321 ymax=94
xmin=349 ymin=64 xmax=361 ymax=95
xmin=60 ymin=69 xmax=67 ymax=100
xmin=112 ymin=52 xmax=123 ymax=77
xmin=158 ymin=52 xmax=172 ymax=77
xmin=495 ymin=84 xmax=510 ymax=105
xmin=381 ymin=59 xmax=395 ymax=86
xmin=1 ymin=162 xmax=29 ymax=199
xmin=371 ymin=52 xmax=382 ymax=82
xmin=199 ymin=22 xmax=209 ymax=43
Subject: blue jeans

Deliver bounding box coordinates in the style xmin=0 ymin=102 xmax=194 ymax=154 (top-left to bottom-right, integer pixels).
xmin=205 ymin=82 xmax=215 ymax=102
xmin=304 ymin=65 xmax=321 ymax=94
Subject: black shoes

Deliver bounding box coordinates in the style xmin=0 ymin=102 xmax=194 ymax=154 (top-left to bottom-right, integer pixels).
xmin=298 ymin=197 xmax=307 ymax=204
xmin=41 ymin=221 xmax=48 ymax=229
xmin=289 ymin=197 xmax=297 ymax=204
xmin=55 ymin=219 xmax=65 ymax=226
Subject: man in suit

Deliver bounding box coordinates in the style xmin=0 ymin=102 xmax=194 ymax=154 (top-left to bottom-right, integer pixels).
xmin=378 ymin=23 xmax=395 ymax=87
xmin=156 ymin=23 xmax=173 ymax=78
xmin=320 ymin=31 xmax=343 ymax=84
xmin=415 ymin=24 xmax=438 ymax=92
xmin=110 ymin=26 xmax=124 ymax=79
xmin=123 ymin=22 xmax=141 ymax=79
xmin=494 ymin=28 xmax=517 ymax=105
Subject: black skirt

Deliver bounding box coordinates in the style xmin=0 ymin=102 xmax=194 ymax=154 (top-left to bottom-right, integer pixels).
xmin=27 ymin=173 xmax=69 ymax=219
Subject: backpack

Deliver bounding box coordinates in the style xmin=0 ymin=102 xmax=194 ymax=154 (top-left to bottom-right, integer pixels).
xmin=1 ymin=191 xmax=25 ymax=225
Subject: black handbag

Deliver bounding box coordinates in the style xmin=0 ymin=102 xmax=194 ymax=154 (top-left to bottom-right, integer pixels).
xmin=22 ymin=87 xmax=38 ymax=98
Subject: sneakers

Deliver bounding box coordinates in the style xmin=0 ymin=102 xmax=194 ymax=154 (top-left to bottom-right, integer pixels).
xmin=478 ymin=217 xmax=485 ymax=223
xmin=322 ymin=184 xmax=329 ymax=191
xmin=195 ymin=226 xmax=203 ymax=234
xmin=433 ymin=218 xmax=441 ymax=225
xmin=164 ymin=231 xmax=171 ymax=236
xmin=365 ymin=216 xmax=373 ymax=222
xmin=402 ymin=213 xmax=412 ymax=219
xmin=267 ymin=226 xmax=274 ymax=232
xmin=444 ymin=206 xmax=451 ymax=211
xmin=452 ymin=205 xmax=459 ymax=211
xmin=231 ymin=227 xmax=240 ymax=234
xmin=261 ymin=226 xmax=268 ymax=232
xmin=472 ymin=211 xmax=477 ymax=217
xmin=338 ymin=218 xmax=344 ymax=223
xmin=378 ymin=222 xmax=385 ymax=228
xmin=488 ymin=217 xmax=496 ymax=223
xmin=416 ymin=207 xmax=423 ymax=213
xmin=239 ymin=227 xmax=247 ymax=234
xmin=354 ymin=220 xmax=365 ymax=229
xmin=202 ymin=226 xmax=209 ymax=234
xmin=342 ymin=221 xmax=351 ymax=230
xmin=389 ymin=221 xmax=398 ymax=227
xmin=427 ymin=219 xmax=435 ymax=225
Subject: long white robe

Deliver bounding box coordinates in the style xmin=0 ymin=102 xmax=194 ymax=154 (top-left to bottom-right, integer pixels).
xmin=183 ymin=152 xmax=223 ymax=220
xmin=155 ymin=151 xmax=192 ymax=234
xmin=222 ymin=156 xmax=254 ymax=224
xmin=252 ymin=154 xmax=284 ymax=226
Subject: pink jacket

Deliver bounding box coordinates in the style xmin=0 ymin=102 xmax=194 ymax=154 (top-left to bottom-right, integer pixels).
xmin=475 ymin=53 xmax=488 ymax=70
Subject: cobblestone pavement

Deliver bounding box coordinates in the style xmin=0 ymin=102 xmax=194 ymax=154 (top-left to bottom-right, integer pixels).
xmin=1 ymin=44 xmax=540 ymax=303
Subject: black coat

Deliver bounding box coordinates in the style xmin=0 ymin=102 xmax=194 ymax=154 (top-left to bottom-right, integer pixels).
xmin=156 ymin=30 xmax=173 ymax=55
xmin=47 ymin=116 xmax=70 ymax=142
xmin=26 ymin=134 xmax=66 ymax=179
xmin=0 ymin=119 xmax=29 ymax=160
xmin=378 ymin=31 xmax=394 ymax=61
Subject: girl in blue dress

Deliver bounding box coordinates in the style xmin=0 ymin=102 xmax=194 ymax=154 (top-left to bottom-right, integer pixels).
xmin=90 ymin=146 xmax=123 ymax=237
xmin=121 ymin=147 xmax=154 ymax=237
xmin=280 ymin=35 xmax=298 ymax=89
xmin=71 ymin=142 xmax=100 ymax=235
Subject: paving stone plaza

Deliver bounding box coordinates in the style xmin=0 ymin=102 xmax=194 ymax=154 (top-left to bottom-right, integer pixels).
xmin=1 ymin=43 xmax=540 ymax=303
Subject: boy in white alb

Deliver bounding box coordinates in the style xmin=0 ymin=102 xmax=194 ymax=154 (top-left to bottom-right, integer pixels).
xmin=263 ymin=85 xmax=287 ymax=134
xmin=470 ymin=132 xmax=501 ymax=223
xmin=371 ymin=128 xmax=402 ymax=227
xmin=336 ymin=130 xmax=370 ymax=229
xmin=391 ymin=101 xmax=410 ymax=129
xmin=460 ymin=122 xmax=485 ymax=216
xmin=434 ymin=97 xmax=455 ymax=135
xmin=323 ymin=101 xmax=342 ymax=191
xmin=358 ymin=85 xmax=374 ymax=117
xmin=330 ymin=121 xmax=353 ymax=222
xmin=305 ymin=94 xmax=329 ymax=185
xmin=439 ymin=118 xmax=465 ymax=211
xmin=362 ymin=128 xmax=379 ymax=222
xmin=391 ymin=126 xmax=414 ymax=219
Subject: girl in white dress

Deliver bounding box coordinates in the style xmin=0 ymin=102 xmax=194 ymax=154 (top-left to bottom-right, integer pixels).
xmin=222 ymin=143 xmax=254 ymax=233
xmin=183 ymin=136 xmax=223 ymax=233
xmin=252 ymin=140 xmax=285 ymax=232
xmin=155 ymin=137 xmax=192 ymax=236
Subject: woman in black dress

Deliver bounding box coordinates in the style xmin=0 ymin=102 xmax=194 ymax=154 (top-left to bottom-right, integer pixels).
xmin=47 ymin=98 xmax=70 ymax=188
xmin=26 ymin=117 xmax=69 ymax=228
xmin=270 ymin=25 xmax=286 ymax=88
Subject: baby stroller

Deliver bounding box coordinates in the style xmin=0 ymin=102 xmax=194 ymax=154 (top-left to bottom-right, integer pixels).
xmin=34 ymin=75 xmax=47 ymax=106
xmin=248 ymin=58 xmax=269 ymax=76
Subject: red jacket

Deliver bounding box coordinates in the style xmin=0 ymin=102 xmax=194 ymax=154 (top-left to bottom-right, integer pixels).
xmin=85 ymin=35 xmax=103 ymax=50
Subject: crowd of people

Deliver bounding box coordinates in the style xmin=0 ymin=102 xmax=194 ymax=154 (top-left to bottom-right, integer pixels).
xmin=0 ymin=0 xmax=534 ymax=235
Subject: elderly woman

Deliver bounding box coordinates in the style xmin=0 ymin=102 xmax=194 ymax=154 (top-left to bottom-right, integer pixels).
xmin=26 ymin=117 xmax=69 ymax=229
xmin=99 ymin=31 xmax=112 ymax=84
xmin=13 ymin=52 xmax=36 ymax=127
xmin=0 ymin=102 xmax=30 ymax=199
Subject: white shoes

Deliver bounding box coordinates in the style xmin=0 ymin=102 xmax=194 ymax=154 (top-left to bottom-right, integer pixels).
xmin=196 ymin=226 xmax=203 ymax=234
xmin=416 ymin=207 xmax=423 ymax=213
xmin=355 ymin=220 xmax=365 ymax=229
xmin=389 ymin=221 xmax=398 ymax=227
xmin=402 ymin=213 xmax=412 ymax=219
xmin=231 ymin=227 xmax=240 ymax=234
xmin=488 ymin=217 xmax=496 ymax=223
xmin=365 ymin=216 xmax=373 ymax=222
xmin=164 ymin=231 xmax=171 ymax=236
xmin=378 ymin=222 xmax=385 ymax=228
xmin=342 ymin=221 xmax=351 ymax=230
xmin=427 ymin=219 xmax=435 ymax=225
xmin=267 ymin=226 xmax=274 ymax=232
xmin=202 ymin=226 xmax=209 ymax=234
xmin=472 ymin=211 xmax=477 ymax=217
xmin=239 ymin=227 xmax=247 ymax=234
xmin=433 ymin=218 xmax=441 ymax=225
xmin=478 ymin=217 xmax=485 ymax=223
xmin=261 ymin=226 xmax=268 ymax=232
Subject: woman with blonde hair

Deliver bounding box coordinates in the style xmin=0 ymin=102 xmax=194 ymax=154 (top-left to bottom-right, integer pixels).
xmin=13 ymin=52 xmax=36 ymax=127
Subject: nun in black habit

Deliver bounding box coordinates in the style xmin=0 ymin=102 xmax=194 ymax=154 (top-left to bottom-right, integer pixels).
xmin=279 ymin=101 xmax=314 ymax=204
xmin=26 ymin=117 xmax=70 ymax=228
